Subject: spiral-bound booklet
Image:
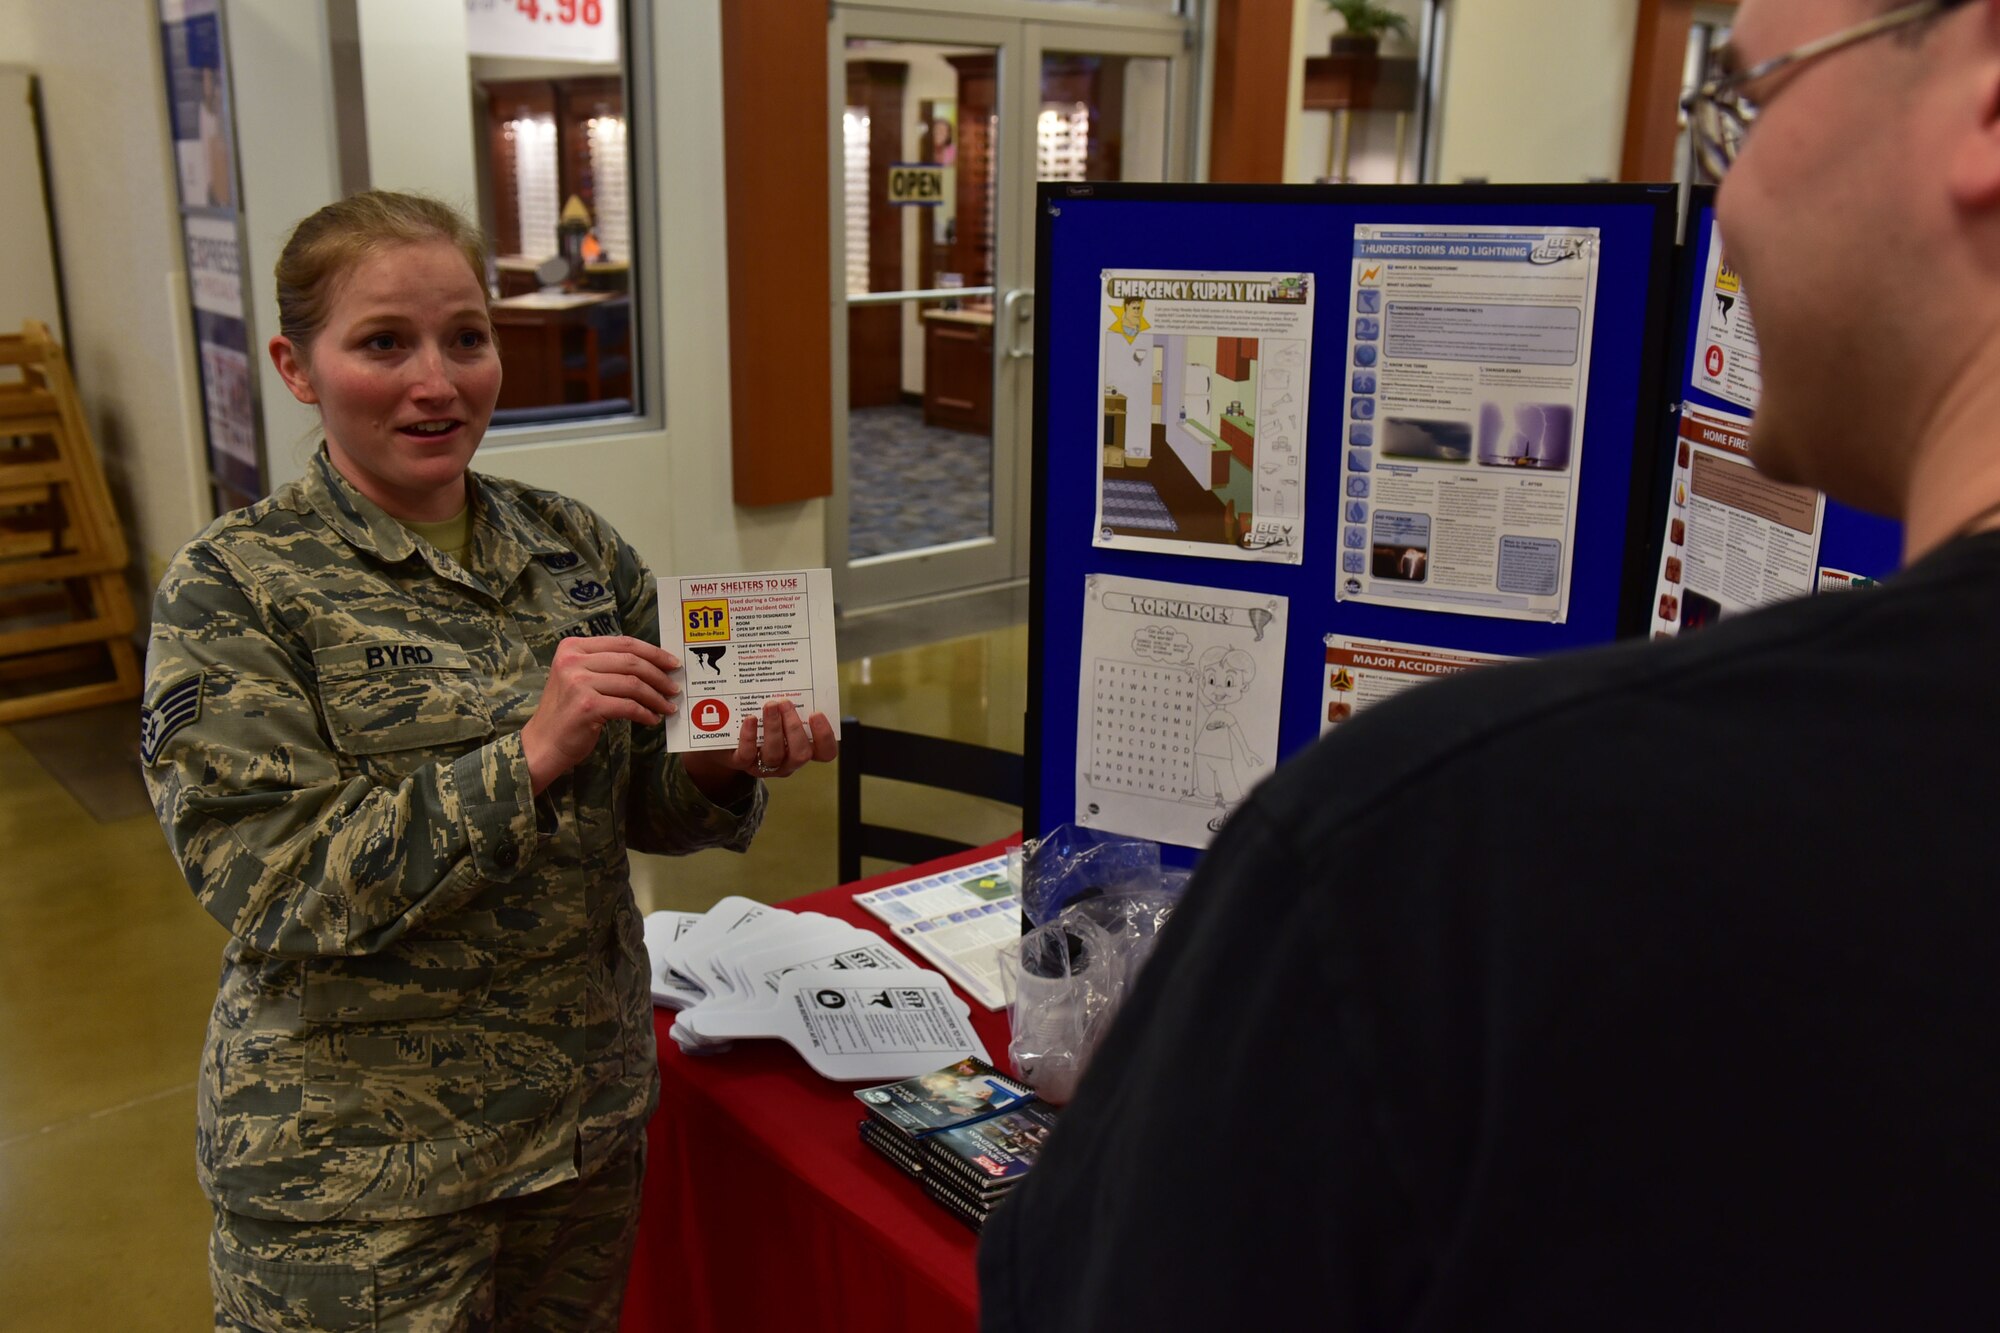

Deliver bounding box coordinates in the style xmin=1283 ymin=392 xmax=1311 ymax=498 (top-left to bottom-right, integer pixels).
xmin=852 ymin=1056 xmax=1034 ymax=1141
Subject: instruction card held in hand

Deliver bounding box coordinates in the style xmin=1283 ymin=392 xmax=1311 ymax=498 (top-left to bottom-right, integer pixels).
xmin=659 ymin=568 xmax=842 ymax=752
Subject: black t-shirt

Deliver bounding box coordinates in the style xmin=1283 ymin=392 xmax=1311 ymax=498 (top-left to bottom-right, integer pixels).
xmin=980 ymin=532 xmax=2000 ymax=1331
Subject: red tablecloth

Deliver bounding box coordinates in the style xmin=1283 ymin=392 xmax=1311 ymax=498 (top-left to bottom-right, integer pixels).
xmin=621 ymin=840 xmax=1019 ymax=1333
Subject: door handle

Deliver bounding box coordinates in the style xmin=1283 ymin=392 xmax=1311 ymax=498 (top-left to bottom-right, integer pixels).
xmin=1001 ymin=288 xmax=1034 ymax=360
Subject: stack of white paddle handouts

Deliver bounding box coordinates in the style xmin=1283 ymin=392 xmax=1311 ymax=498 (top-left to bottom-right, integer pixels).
xmin=643 ymin=897 xmax=991 ymax=1082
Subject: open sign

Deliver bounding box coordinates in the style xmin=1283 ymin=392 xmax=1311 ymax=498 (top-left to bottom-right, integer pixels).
xmin=886 ymin=164 xmax=947 ymax=206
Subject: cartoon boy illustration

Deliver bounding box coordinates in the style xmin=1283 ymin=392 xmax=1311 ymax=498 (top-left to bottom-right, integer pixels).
xmin=1109 ymin=297 xmax=1150 ymax=344
xmin=1190 ymin=645 xmax=1261 ymax=823
xmin=1120 ymin=298 xmax=1145 ymax=340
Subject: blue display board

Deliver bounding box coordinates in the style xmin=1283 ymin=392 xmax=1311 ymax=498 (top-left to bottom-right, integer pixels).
xmin=1026 ymin=184 xmax=1680 ymax=855
xmin=1677 ymin=191 xmax=1901 ymax=582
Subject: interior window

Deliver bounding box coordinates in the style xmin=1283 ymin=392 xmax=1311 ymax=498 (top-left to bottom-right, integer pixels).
xmin=466 ymin=0 xmax=641 ymax=429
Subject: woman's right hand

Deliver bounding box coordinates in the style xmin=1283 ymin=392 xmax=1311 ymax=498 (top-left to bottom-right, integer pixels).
xmin=521 ymin=635 xmax=681 ymax=793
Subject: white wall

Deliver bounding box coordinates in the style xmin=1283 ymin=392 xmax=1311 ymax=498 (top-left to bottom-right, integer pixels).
xmin=1122 ymin=52 xmax=1170 ymax=182
xmin=1432 ymin=0 xmax=1636 ymax=183
xmin=248 ymin=0 xmax=822 ymax=576
xmin=0 ymin=1 xmax=208 ymax=594
xmin=1284 ymin=0 xmax=1638 ymax=186
xmin=0 ymin=69 xmax=64 ymax=338
xmin=1288 ymin=0 xmax=1426 ymax=184
xmin=354 ymin=0 xmax=478 ymax=209
xmin=894 ymin=47 xmax=964 ymax=399
xmin=227 ymin=0 xmax=342 ymax=492
xmin=481 ymin=0 xmax=824 ymax=577
xmin=0 ymin=0 xmax=818 ymax=597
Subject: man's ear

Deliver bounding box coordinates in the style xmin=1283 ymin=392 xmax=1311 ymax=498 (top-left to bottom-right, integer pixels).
xmin=268 ymin=335 xmax=318 ymax=406
xmin=1947 ymin=13 xmax=2000 ymax=209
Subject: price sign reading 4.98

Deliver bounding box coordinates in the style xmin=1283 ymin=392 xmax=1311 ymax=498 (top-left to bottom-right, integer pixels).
xmin=515 ymin=0 xmax=602 ymax=24
xmin=465 ymin=0 xmax=620 ymax=63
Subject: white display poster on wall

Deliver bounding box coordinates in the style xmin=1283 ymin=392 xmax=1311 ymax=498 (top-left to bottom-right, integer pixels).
xmin=1335 ymin=224 xmax=1601 ymax=623
xmin=1074 ymin=573 xmax=1288 ymax=849
xmin=184 ymin=215 xmax=258 ymax=487
xmin=660 ymin=569 xmax=842 ymax=753
xmin=1092 ymin=269 xmax=1315 ymax=565
xmin=1692 ymin=218 xmax=1762 ymax=412
xmin=160 ymin=0 xmax=267 ymax=502
xmin=1320 ymin=636 xmax=1517 ymax=733
xmin=1649 ymin=405 xmax=1824 ymax=637
xmin=184 ymin=213 xmax=242 ymax=316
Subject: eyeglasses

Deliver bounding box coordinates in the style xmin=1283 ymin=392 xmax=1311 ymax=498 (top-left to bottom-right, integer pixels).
xmin=1683 ymin=0 xmax=1976 ymax=181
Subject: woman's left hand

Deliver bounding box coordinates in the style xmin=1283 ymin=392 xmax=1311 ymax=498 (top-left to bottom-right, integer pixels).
xmin=682 ymin=699 xmax=838 ymax=800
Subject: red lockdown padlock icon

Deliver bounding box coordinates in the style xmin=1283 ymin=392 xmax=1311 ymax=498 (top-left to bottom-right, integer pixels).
xmin=693 ymin=698 xmax=730 ymax=732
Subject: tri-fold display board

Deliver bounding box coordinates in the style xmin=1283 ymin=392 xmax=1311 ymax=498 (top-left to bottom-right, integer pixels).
xmin=1025 ymin=182 xmax=1903 ymax=864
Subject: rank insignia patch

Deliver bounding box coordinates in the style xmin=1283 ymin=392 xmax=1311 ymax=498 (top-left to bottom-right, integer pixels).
xmin=539 ymin=552 xmax=582 ymax=571
xmin=140 ymin=674 xmax=203 ymax=765
xmin=565 ymin=577 xmax=609 ymax=605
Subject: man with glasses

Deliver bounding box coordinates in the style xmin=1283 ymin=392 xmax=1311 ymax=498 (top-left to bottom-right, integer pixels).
xmin=1690 ymin=0 xmax=1991 ymax=555
xmin=982 ymin=3 xmax=2000 ymax=1328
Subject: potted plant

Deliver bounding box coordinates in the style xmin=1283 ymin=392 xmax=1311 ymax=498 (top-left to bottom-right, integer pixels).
xmin=1326 ymin=0 xmax=1411 ymax=57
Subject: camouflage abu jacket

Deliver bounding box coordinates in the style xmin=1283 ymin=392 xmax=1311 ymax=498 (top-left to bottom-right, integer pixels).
xmin=142 ymin=450 xmax=763 ymax=1221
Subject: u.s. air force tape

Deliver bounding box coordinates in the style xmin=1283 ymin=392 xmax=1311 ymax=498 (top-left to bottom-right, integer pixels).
xmin=140 ymin=674 xmax=203 ymax=765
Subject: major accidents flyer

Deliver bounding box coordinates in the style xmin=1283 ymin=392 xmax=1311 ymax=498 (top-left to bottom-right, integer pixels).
xmin=1334 ymin=224 xmax=1601 ymax=623
xmin=1321 ymin=636 xmax=1517 ymax=733
xmin=1093 ymin=268 xmax=1315 ymax=565
xmin=661 ymin=568 xmax=842 ymax=752
xmin=1075 ymin=573 xmax=1288 ymax=849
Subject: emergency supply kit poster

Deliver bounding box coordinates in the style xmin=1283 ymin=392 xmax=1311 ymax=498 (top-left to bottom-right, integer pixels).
xmin=1093 ymin=269 xmax=1315 ymax=565
xmin=660 ymin=568 xmax=841 ymax=752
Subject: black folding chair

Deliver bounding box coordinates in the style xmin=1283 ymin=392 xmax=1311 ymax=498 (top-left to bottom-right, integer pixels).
xmin=836 ymin=715 xmax=1025 ymax=884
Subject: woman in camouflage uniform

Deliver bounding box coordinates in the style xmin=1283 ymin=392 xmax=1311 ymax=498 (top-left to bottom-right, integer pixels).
xmin=142 ymin=191 xmax=837 ymax=1330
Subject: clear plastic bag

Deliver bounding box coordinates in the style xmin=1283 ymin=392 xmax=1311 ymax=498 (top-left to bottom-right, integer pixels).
xmin=1020 ymin=822 xmax=1166 ymax=926
xmin=1002 ymin=826 xmax=1187 ymax=1103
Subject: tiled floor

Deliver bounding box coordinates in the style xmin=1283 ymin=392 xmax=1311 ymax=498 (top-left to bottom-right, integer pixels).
xmin=0 ymin=613 xmax=1025 ymax=1330
xmin=847 ymin=404 xmax=993 ymax=559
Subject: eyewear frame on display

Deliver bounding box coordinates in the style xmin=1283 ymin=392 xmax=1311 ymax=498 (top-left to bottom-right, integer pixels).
xmin=1682 ymin=0 xmax=1978 ymax=181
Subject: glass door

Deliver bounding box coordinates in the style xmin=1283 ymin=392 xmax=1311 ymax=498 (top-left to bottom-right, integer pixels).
xmin=829 ymin=3 xmax=1190 ymax=614
xmin=1008 ymin=19 xmax=1189 ymax=592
